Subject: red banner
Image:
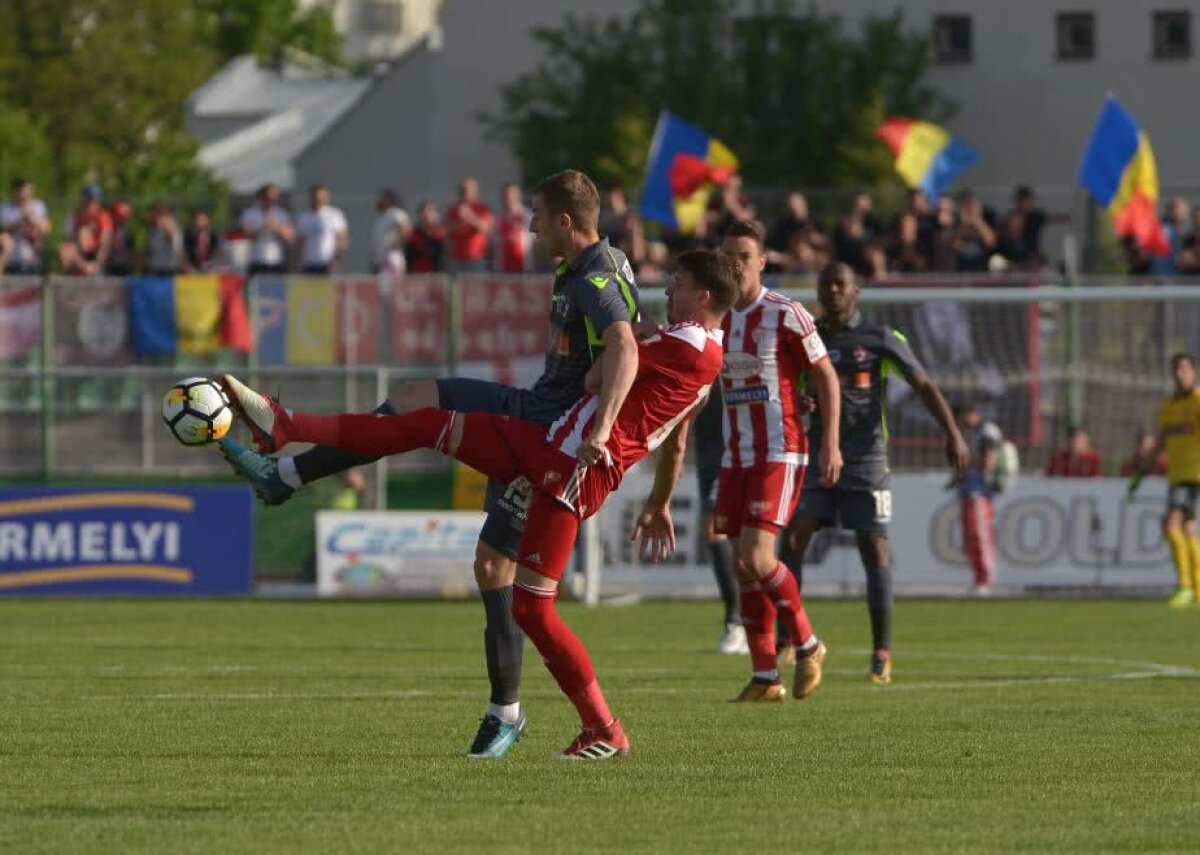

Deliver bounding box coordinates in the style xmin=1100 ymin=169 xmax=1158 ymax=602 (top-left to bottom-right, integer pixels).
xmin=336 ymin=279 xmax=380 ymax=364
xmin=391 ymin=275 xmax=450 ymax=364
xmin=0 ymin=281 xmax=41 ymax=359
xmin=457 ymin=275 xmax=549 ymax=362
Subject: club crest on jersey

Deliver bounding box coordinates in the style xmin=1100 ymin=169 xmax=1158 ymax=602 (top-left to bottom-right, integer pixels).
xmin=853 ymin=347 xmax=869 ymax=363
xmin=722 ymin=352 xmax=762 ymax=379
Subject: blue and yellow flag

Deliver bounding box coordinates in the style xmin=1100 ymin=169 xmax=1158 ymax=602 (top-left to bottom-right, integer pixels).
xmin=876 ymin=118 xmax=979 ymax=199
xmin=640 ymin=112 xmax=738 ymax=234
xmin=1078 ymin=95 xmax=1170 ymax=257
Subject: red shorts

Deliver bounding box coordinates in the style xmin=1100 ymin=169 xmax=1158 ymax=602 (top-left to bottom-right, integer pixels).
xmin=455 ymin=412 xmax=618 ymax=581
xmin=714 ymin=461 xmax=805 ymax=537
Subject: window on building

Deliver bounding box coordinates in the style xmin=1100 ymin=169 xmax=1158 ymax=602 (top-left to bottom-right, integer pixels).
xmin=1153 ymin=10 xmax=1192 ymax=59
xmin=1056 ymin=12 xmax=1096 ymax=60
xmin=361 ymin=1 xmax=405 ymax=35
xmin=933 ymin=15 xmax=972 ymax=64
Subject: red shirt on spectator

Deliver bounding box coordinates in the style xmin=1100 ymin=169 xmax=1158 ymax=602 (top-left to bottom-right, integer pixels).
xmin=495 ymin=206 xmax=531 ymax=272
xmin=1045 ymin=449 xmax=1102 ymax=477
xmin=445 ymin=200 xmax=493 ymax=262
xmin=406 ymin=225 xmax=446 ymax=273
xmin=69 ymin=206 xmax=113 ymax=257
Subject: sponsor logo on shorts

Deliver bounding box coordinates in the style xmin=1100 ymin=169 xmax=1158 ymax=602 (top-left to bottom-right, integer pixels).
xmin=724 ymin=385 xmax=769 ymax=406
xmin=542 ymin=471 xmax=561 ymax=485
xmin=749 ymin=500 xmax=774 ymax=516
xmin=523 ymin=552 xmax=542 ymax=565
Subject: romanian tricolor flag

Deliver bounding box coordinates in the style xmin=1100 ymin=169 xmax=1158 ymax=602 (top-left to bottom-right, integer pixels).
xmin=126 ymin=275 xmax=252 ymax=357
xmin=875 ymin=118 xmax=979 ymax=199
xmin=1078 ymin=95 xmax=1171 ymax=257
xmin=641 ymin=112 xmax=738 ymax=234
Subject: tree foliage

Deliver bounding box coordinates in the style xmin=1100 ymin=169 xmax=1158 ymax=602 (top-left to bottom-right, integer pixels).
xmin=482 ymin=0 xmax=954 ymax=193
xmin=200 ymin=0 xmax=346 ymax=68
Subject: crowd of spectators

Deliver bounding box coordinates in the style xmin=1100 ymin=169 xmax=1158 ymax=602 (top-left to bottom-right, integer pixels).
xmin=18 ymin=172 xmax=1200 ymax=282
xmin=1044 ymin=425 xmax=1171 ymax=478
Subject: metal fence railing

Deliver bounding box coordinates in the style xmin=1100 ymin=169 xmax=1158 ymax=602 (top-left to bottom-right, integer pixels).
xmin=4 ymin=272 xmax=1200 ymax=493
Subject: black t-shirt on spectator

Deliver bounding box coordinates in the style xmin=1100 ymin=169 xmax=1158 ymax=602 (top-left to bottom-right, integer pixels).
xmin=1023 ymin=208 xmax=1048 ymax=255
xmin=833 ymin=222 xmax=876 ymax=278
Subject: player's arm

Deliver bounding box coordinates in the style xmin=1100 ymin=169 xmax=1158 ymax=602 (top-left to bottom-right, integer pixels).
xmin=633 ymin=419 xmax=691 ymax=562
xmin=909 ymin=375 xmax=968 ymax=473
xmin=579 ymin=321 xmax=638 ymax=463
xmin=575 ymin=275 xmax=640 ymax=465
xmin=809 ymin=357 xmax=842 ymax=487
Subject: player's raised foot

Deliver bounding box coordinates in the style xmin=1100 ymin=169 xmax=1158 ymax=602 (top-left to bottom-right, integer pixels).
xmin=1167 ymin=587 xmax=1196 ymax=608
xmin=793 ymin=640 xmax=827 ymax=699
xmin=716 ymin=622 xmax=749 ymax=655
xmin=868 ymin=650 xmax=892 ymax=685
xmin=732 ymin=678 xmax=788 ymax=703
xmin=466 ymin=713 xmax=526 ymax=759
xmin=217 ymin=437 xmax=295 ymax=506
xmin=558 ymin=720 xmax=630 ymax=760
xmin=219 ymin=374 xmax=292 ymax=452
xmin=777 ymin=644 xmax=796 ymax=669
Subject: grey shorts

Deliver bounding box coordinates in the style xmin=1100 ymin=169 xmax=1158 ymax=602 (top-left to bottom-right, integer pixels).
xmin=436 ymin=377 xmax=540 ymax=559
xmin=1167 ymin=482 xmax=1200 ymax=520
xmin=794 ymin=470 xmax=892 ymax=535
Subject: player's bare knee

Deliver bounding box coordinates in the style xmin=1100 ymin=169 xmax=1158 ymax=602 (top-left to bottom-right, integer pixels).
xmin=474 ymin=549 xmax=516 ymax=590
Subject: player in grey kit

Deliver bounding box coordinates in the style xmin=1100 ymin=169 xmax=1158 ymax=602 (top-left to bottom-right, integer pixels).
xmin=220 ymin=170 xmax=639 ymax=757
xmin=782 ymin=262 xmax=968 ymax=684
xmin=691 ymin=381 xmax=745 ymax=653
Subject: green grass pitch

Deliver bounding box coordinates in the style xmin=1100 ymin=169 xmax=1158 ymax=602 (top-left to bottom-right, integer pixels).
xmin=1 ymin=599 xmax=1197 ymax=854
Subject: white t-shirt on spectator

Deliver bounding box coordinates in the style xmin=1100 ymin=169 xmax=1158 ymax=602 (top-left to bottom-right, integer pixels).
xmin=297 ymin=205 xmax=349 ymax=268
xmin=372 ymin=206 xmax=411 ymax=271
xmin=240 ymin=205 xmax=292 ymax=267
xmin=0 ymin=200 xmax=49 ymax=267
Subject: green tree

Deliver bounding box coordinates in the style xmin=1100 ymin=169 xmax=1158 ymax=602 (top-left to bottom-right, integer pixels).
xmin=483 ymin=0 xmax=953 ymax=196
xmin=0 ymin=0 xmax=224 ymax=205
xmin=200 ymin=0 xmax=346 ymax=67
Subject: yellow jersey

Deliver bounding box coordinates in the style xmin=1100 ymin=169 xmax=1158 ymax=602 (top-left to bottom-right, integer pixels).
xmin=1158 ymin=389 xmax=1200 ymax=484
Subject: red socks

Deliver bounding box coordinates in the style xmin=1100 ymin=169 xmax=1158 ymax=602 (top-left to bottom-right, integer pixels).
xmin=761 ymin=562 xmax=814 ymax=648
xmin=512 ymin=582 xmax=613 ymax=730
xmin=739 ymin=581 xmax=778 ymax=674
xmin=288 ymin=408 xmax=453 ymax=458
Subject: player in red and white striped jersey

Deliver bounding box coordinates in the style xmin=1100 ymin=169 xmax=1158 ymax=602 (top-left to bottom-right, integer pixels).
xmin=716 ymin=219 xmax=843 ymax=703
xmin=219 ymin=249 xmax=738 ymax=760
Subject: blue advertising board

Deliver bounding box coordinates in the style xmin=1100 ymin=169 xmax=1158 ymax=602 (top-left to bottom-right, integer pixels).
xmin=0 ymin=486 xmax=254 ymax=595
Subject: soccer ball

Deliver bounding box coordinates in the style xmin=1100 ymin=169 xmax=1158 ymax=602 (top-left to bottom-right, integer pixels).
xmin=162 ymin=377 xmax=233 ymax=446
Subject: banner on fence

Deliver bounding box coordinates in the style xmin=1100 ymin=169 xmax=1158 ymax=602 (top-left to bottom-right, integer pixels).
xmin=391 ymin=275 xmax=449 ymax=364
xmin=52 ymin=278 xmax=134 ymax=366
xmin=0 ymin=486 xmax=254 ymax=595
xmin=316 ymin=510 xmax=487 ymax=597
xmin=0 ymin=283 xmax=40 ymax=360
xmin=595 ymin=469 xmax=1176 ymax=596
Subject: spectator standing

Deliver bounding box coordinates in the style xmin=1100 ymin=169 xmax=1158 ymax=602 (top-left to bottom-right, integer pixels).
xmin=0 ymin=178 xmax=51 ymax=274
xmin=295 ymin=185 xmax=349 ymax=275
xmin=952 ymin=191 xmax=997 ymax=272
xmin=239 ymin=184 xmax=294 ymax=275
xmin=953 ymin=402 xmax=1002 ymax=595
xmin=405 ymin=201 xmax=446 ymax=273
xmin=993 ymin=212 xmax=1036 ymax=271
xmin=767 ymin=192 xmax=824 ymax=273
xmin=1120 ymin=430 xmax=1168 ymax=477
xmin=183 ymin=210 xmax=221 ymax=273
xmin=833 ymin=199 xmax=885 ymax=280
xmin=598 ymin=185 xmax=629 ymax=250
xmin=1008 ymin=185 xmax=1068 ymax=263
xmin=1153 ymin=198 xmax=1191 ymax=276
xmin=494 ymin=184 xmax=533 ymax=273
xmin=1175 ymin=209 xmax=1200 ymax=275
xmin=445 ymin=177 xmax=493 ymax=273
xmin=370 ymin=189 xmax=411 ymax=275
xmin=105 ymin=200 xmax=137 ymax=276
xmin=1045 ymin=426 xmax=1102 ymax=477
xmin=887 ymin=212 xmax=929 ymax=273
xmin=59 ymin=183 xmax=113 ymax=275
xmin=145 ymin=203 xmax=184 ymax=276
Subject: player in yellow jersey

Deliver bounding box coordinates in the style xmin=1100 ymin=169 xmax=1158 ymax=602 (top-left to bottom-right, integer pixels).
xmin=1144 ymin=353 xmax=1200 ymax=606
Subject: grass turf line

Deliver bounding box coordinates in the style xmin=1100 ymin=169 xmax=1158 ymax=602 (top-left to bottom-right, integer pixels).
xmin=0 ymin=600 xmax=1197 ymax=855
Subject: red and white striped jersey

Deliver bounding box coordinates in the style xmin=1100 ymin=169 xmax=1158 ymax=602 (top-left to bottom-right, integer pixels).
xmin=547 ymin=322 xmax=724 ymax=473
xmin=720 ymin=289 xmax=827 ymax=468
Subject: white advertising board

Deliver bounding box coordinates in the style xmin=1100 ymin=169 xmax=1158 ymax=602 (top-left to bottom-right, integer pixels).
xmin=316 ymin=510 xmax=487 ymax=598
xmin=596 ymin=468 xmax=1176 ymax=596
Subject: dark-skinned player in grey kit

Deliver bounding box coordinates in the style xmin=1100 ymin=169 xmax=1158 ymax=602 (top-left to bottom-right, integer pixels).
xmin=782 ymin=262 xmax=968 ymax=684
